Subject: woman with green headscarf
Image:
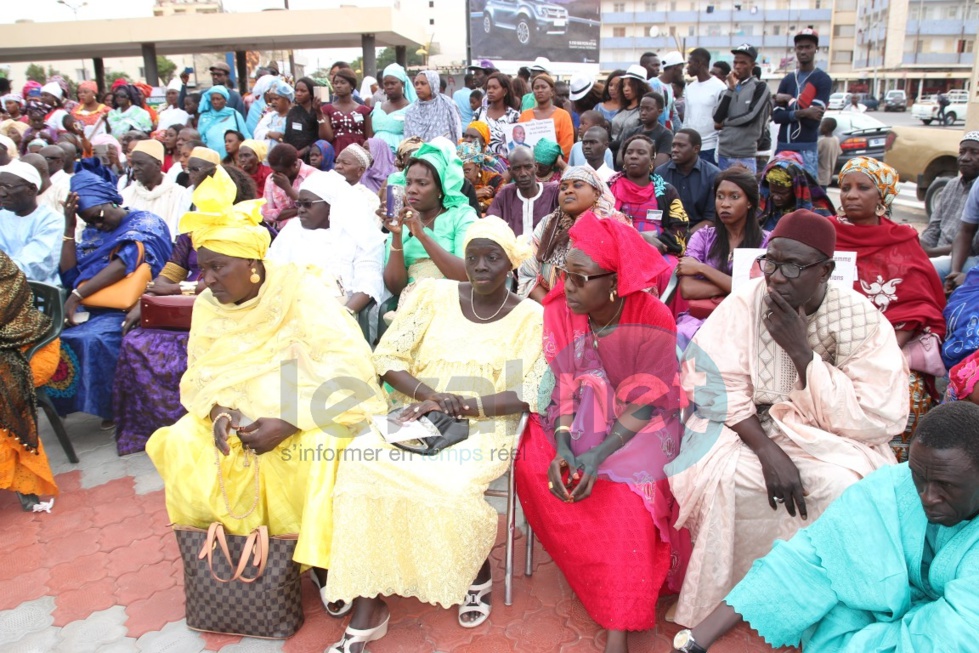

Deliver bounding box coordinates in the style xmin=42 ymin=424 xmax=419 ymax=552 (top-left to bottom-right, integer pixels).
xmin=383 ymin=138 xmax=479 ymax=298
xmin=147 ymin=170 xmax=385 ymax=603
xmin=533 ymin=137 xmax=564 ymax=184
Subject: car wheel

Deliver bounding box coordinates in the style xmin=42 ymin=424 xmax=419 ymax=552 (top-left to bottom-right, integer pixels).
xmin=925 ymin=176 xmax=953 ymax=218
xmin=516 ymin=18 xmax=532 ymax=45
xmin=944 ymin=113 xmax=957 ymax=126
xmin=483 ymin=14 xmax=492 ymax=34
xmin=922 ymin=119 xmax=933 ymax=125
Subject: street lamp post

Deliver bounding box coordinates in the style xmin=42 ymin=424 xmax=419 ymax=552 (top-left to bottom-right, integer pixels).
xmin=57 ymin=0 xmax=88 ymax=81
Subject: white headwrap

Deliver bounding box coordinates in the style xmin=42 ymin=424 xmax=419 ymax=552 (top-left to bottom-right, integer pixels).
xmin=251 ymin=74 xmax=279 ymax=97
xmin=0 ymin=134 xmax=18 ymax=160
xmin=0 ymin=160 xmax=42 ymax=189
xmin=359 ymin=76 xmax=377 ymax=101
xmin=40 ymin=82 xmax=64 ymax=99
xmin=343 ymin=143 xmax=372 ymax=170
xmin=299 ymin=170 xmax=384 ymax=246
xmin=166 ymin=77 xmax=183 ymax=92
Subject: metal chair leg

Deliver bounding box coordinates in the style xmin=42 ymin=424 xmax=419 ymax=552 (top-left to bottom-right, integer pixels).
xmin=504 ymin=456 xmax=516 ymax=606
xmin=525 ymin=524 xmax=535 ymax=576
xmin=37 ymin=389 xmax=78 ymax=463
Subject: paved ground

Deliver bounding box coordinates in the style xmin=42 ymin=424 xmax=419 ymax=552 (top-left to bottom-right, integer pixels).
xmin=3 ymin=414 xmax=797 ymax=652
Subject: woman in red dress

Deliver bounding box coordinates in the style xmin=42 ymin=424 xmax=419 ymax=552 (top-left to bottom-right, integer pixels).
xmin=516 ymin=212 xmax=690 ymax=653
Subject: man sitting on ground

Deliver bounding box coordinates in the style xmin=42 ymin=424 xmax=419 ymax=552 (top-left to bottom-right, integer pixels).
xmin=655 ymin=128 xmax=719 ymax=230
xmin=668 ymin=209 xmax=910 ymax=628
xmin=672 ymin=400 xmax=979 ymax=653
xmin=921 ymin=131 xmax=979 ymax=283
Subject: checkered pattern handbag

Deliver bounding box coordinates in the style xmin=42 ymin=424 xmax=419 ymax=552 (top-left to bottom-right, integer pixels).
xmin=173 ymin=522 xmax=304 ymax=638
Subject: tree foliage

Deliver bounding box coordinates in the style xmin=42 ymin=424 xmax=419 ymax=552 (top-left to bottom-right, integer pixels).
xmin=156 ymin=56 xmax=177 ymax=84
xmin=350 ymin=47 xmax=425 ymax=78
xmin=107 ymin=71 xmax=131 ymax=85
xmin=25 ymin=64 xmax=47 ymax=84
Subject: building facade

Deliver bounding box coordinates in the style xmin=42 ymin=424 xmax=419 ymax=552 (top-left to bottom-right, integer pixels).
xmin=600 ymin=1 xmax=832 ymax=73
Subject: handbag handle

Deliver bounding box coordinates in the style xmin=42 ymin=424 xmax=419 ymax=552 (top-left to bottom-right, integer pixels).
xmin=235 ymin=526 xmax=270 ymax=584
xmin=198 ymin=522 xmax=236 ymax=583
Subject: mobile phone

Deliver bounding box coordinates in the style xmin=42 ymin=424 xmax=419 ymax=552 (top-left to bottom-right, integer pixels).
xmin=386 ymin=185 xmax=405 ymax=222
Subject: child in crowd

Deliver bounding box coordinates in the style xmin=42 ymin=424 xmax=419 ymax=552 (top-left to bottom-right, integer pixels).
xmin=469 ymin=89 xmax=484 ymax=116
xmin=817 ymin=117 xmax=841 ymax=189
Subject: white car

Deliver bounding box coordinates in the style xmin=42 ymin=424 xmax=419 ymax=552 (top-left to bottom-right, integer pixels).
xmin=911 ymin=90 xmax=969 ymax=125
xmin=827 ymin=92 xmax=851 ymax=110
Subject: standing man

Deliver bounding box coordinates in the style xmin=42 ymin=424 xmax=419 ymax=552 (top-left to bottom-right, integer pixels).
xmin=453 ymin=74 xmax=477 ymax=126
xmin=713 ymin=44 xmax=771 ymax=173
xmin=657 ymin=51 xmax=686 ymax=131
xmin=684 ymin=48 xmax=727 ymax=163
xmin=181 ymin=61 xmax=246 ymax=121
xmin=640 ymin=52 xmax=661 ymax=80
xmin=655 ymin=128 xmax=719 ymax=229
xmin=772 ymin=29 xmax=831 ymax=179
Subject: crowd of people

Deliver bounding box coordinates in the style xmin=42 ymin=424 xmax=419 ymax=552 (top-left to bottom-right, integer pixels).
xmin=2 ymin=32 xmax=979 ymax=653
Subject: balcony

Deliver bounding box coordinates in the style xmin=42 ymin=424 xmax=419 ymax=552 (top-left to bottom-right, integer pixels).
xmin=906 ymin=19 xmax=979 ymax=36
xmin=602 ymin=11 xmax=667 ymax=24
xmin=902 ymin=52 xmax=975 ymax=66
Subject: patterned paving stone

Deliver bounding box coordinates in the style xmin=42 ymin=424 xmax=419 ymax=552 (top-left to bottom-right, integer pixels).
xmin=0 ymin=596 xmax=56 ymax=646
xmin=218 ymin=638 xmax=286 ymax=652
xmin=54 ymin=605 xmax=129 ymax=653
xmin=134 ymin=619 xmax=206 ymax=653
xmin=6 ymin=626 xmax=61 ymax=653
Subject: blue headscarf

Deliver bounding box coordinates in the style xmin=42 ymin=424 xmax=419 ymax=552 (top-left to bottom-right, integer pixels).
xmin=70 ymin=170 xmax=123 ymax=212
xmin=74 ymin=158 xmax=118 ymax=187
xmin=199 ymin=85 xmax=231 ymax=113
xmin=381 ymin=63 xmax=417 ymax=103
xmin=271 ymin=79 xmax=295 ymax=102
xmin=311 ymin=140 xmax=336 ymax=171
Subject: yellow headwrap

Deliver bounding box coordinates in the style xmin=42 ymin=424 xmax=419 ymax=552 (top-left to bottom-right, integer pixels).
xmin=466 ymin=121 xmax=491 ymax=147
xmin=179 ymin=166 xmax=270 ymax=259
xmin=463 ymin=216 xmax=533 ymax=269
xmin=764 ymin=166 xmax=793 ymax=188
xmin=189 ymin=146 xmax=221 ymax=166
xmin=240 ymin=139 xmax=268 ymax=163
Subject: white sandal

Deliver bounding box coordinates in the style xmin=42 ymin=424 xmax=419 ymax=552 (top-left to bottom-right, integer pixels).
xmin=309 ymin=570 xmax=353 ymax=617
xmin=458 ymin=577 xmax=492 ymax=628
xmin=327 ymin=614 xmax=390 ymax=653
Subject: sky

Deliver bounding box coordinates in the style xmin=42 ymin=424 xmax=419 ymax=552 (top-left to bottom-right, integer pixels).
xmin=1 ymin=0 xmax=387 ymax=66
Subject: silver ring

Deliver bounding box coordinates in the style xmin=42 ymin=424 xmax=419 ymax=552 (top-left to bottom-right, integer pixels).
xmin=774 ymin=497 xmax=785 ymax=503
xmin=765 ymin=311 xmax=773 ymax=320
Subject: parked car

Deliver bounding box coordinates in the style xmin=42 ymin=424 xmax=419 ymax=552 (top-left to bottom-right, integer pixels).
xmin=825 ymin=110 xmax=891 ymax=179
xmin=827 ymin=92 xmax=851 ymax=110
xmin=855 ymin=93 xmax=879 ymax=111
xmin=885 ymin=125 xmax=964 ymax=216
xmin=883 ymin=89 xmax=907 ymax=112
xmin=482 ymin=0 xmax=569 ymax=46
xmin=911 ymin=90 xmax=969 ymax=126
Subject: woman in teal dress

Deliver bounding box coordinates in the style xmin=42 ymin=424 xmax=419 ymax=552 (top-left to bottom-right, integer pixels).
xmin=371 ymin=63 xmax=415 ymax=153
xmin=382 ymin=139 xmax=478 ymax=298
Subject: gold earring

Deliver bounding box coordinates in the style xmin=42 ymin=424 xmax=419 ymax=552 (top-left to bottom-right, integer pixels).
xmin=875 ymin=204 xmax=887 ymax=217
xmin=609 ymin=288 xmax=616 ymax=302
xmin=249 ymin=267 xmax=260 ymax=284
xmin=99 ymin=208 xmax=104 ymax=218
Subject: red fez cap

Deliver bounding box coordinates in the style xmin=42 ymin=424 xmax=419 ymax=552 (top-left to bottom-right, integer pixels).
xmin=768 ymin=210 xmax=836 ymax=259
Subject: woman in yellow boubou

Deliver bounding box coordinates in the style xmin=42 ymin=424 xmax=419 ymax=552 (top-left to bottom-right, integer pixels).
xmin=146 ymin=171 xmax=385 ymax=604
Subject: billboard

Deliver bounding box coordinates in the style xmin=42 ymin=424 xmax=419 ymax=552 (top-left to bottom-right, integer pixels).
xmin=469 ymin=0 xmax=601 ymax=67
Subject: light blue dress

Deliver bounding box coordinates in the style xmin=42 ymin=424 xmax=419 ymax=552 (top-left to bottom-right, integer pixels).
xmin=372 ymin=105 xmax=408 ymax=153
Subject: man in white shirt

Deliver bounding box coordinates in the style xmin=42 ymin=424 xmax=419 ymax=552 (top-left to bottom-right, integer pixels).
xmin=120 ymin=140 xmax=186 ymax=240
xmin=581 ymin=126 xmax=615 ymax=182
xmin=0 ymin=160 xmax=62 ymax=285
xmin=684 ymin=47 xmax=728 ymax=164
xmin=40 ymin=145 xmax=71 ymax=209
xmin=157 ymin=78 xmax=191 ymax=131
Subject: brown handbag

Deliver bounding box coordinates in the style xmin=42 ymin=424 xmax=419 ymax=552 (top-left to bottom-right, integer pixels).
xmin=172 ymin=452 xmax=304 ymax=639
xmin=80 ymin=241 xmax=153 ymax=310
xmin=140 ymin=294 xmax=195 ymax=331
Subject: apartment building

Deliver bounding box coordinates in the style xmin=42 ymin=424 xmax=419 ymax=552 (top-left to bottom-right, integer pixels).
xmin=601 ymin=1 xmax=832 ymax=73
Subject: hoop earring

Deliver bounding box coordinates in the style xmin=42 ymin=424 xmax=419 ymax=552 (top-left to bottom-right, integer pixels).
xmin=249 ymin=267 xmax=261 ymax=284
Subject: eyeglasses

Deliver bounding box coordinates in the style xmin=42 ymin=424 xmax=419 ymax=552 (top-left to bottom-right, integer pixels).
xmin=555 ymin=266 xmax=615 ymax=287
xmin=756 ymin=255 xmax=829 ymax=279
xmin=294 ymin=199 xmax=328 ymax=209
xmin=186 ymin=164 xmax=214 ymax=173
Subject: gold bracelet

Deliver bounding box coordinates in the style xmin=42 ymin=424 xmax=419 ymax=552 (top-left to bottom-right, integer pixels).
xmin=474 ymin=395 xmax=484 ymax=417
xmin=412 ymin=380 xmax=424 ymax=400
xmin=390 ymin=244 xmax=403 ymax=252
xmin=555 ymin=425 xmax=572 ymax=434
xmin=62 ymin=235 xmax=74 ymax=241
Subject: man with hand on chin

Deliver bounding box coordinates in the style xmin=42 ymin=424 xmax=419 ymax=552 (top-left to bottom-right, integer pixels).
xmin=667 ymin=209 xmax=910 ymax=629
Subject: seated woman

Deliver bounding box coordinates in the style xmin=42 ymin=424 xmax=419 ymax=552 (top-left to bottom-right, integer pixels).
xmin=518 ymin=166 xmax=631 ymax=302
xmin=333 ymin=143 xmax=380 ymax=213
xmin=0 ymin=251 xmax=60 ymax=511
xmin=360 ymin=137 xmax=397 ymax=195
xmin=668 ymin=210 xmax=909 ymax=629
xmin=461 ymin=121 xmax=508 ymax=175
xmin=831 ymin=156 xmax=947 ymax=461
xmin=458 ymin=141 xmax=503 ymax=215
xmin=236 ymin=139 xmax=271 ymax=196
xmin=46 ymin=171 xmax=171 ymax=424
xmin=607 ymin=134 xmax=690 ymax=294
xmin=383 ymin=140 xmax=478 ymax=300
xmin=945 ymin=350 xmax=979 ymax=404
xmin=675 ymin=168 xmax=769 ymax=348
xmin=309 ymin=139 xmax=336 ymax=172
xmin=146 ymin=174 xmax=385 ymax=603
xmin=533 ymin=138 xmax=564 ymax=184
xmin=111 ymin=164 xmax=261 ymax=456
xmin=516 ymin=212 xmax=687 ymax=653
xmin=221 ymin=129 xmax=245 ymax=166
xmin=758 ymin=153 xmax=835 ymax=231
xmin=268 ymin=170 xmax=385 ymax=337
xmin=323 ymin=218 xmax=546 ymax=651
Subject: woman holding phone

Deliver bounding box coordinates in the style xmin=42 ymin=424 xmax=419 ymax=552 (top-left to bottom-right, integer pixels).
xmin=382 ymin=140 xmax=477 ymax=299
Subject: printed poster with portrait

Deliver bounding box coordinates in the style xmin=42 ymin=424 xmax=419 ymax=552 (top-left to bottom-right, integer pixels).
xmin=731 ymin=249 xmax=857 ymax=291
xmin=500 ymin=119 xmax=557 ymax=154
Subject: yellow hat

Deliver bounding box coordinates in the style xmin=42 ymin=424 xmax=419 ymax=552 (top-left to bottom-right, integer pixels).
xmin=463 ymin=216 xmax=533 ymax=269
xmin=131 ymin=138 xmax=165 ymax=163
xmin=179 ymin=166 xmax=269 ymax=259
xmin=239 ymin=139 xmax=268 ymax=163
xmin=189 ymin=146 xmax=221 ymax=166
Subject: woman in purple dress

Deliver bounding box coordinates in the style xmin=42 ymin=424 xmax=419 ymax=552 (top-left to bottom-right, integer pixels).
xmin=675 ymin=168 xmax=768 ymax=349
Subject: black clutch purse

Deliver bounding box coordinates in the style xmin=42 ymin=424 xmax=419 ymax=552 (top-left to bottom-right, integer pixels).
xmin=389 ymin=409 xmax=470 ymax=456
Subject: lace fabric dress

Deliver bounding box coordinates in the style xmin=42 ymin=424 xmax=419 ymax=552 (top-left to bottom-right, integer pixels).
xmin=325 ymin=279 xmax=548 ymax=607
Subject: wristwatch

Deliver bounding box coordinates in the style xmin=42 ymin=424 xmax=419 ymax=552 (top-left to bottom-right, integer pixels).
xmin=673 ymin=629 xmax=707 ymax=653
